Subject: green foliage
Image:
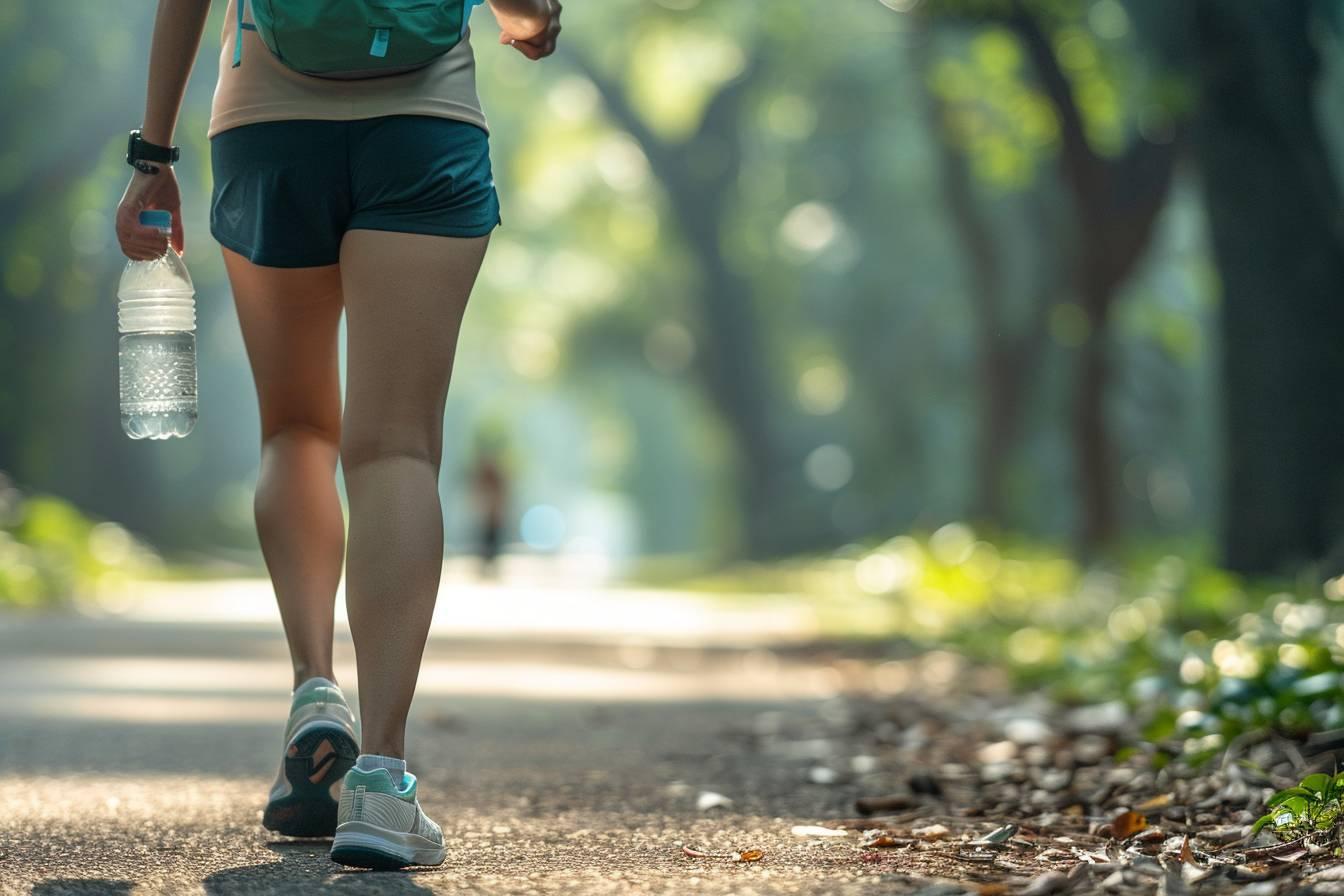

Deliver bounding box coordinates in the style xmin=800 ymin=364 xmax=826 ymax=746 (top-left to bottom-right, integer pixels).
xmin=0 ymin=472 xmax=159 ymax=609
xmin=922 ymin=0 xmax=1158 ymax=190
xmin=1254 ymin=772 xmax=1344 ymax=840
xmin=672 ymin=525 xmax=1344 ymax=765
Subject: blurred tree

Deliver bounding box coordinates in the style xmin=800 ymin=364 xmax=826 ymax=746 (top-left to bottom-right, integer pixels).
xmin=911 ymin=26 xmax=1058 ymax=524
xmin=569 ymin=49 xmax=803 ymax=556
xmin=1186 ymin=0 xmax=1344 ymax=574
xmin=917 ymin=0 xmax=1181 ymax=550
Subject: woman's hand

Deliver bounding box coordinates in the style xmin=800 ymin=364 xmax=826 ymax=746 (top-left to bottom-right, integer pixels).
xmin=115 ymin=167 xmax=185 ymax=260
xmin=490 ymin=0 xmax=561 ymax=60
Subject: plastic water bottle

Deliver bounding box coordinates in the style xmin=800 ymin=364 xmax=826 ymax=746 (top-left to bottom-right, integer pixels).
xmin=118 ymin=209 xmax=197 ymax=439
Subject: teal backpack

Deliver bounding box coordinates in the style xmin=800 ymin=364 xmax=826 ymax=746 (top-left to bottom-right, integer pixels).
xmin=234 ymin=0 xmax=486 ymax=80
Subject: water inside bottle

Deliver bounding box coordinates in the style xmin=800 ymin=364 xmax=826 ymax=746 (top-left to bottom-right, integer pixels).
xmin=119 ymin=331 xmax=198 ymax=439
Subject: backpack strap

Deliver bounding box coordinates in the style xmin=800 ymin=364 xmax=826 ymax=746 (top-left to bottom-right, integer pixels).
xmin=232 ymin=0 xmax=258 ymax=69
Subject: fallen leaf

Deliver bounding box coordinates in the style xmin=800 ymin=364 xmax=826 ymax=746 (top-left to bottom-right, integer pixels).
xmin=1135 ymin=793 xmax=1174 ymax=812
xmin=973 ymin=823 xmax=1018 ymax=845
xmin=913 ymin=823 xmax=951 ymax=840
xmin=860 ymin=834 xmax=906 ymax=848
xmin=1242 ymin=836 xmax=1309 ymax=861
xmin=682 ymin=843 xmax=766 ymax=862
xmin=1111 ymin=810 xmax=1148 ymax=840
xmin=790 ymin=824 xmax=848 ymax=837
xmin=1196 ymin=824 xmax=1249 ymax=846
xmin=682 ymin=844 xmax=731 ymax=859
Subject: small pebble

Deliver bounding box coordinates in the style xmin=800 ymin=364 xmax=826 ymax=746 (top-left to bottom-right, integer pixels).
xmin=696 ymin=791 xmax=732 ymax=811
xmin=808 ymin=766 xmax=837 ymax=785
xmin=850 ymin=755 xmax=879 ymax=774
xmin=1005 ymin=718 xmax=1052 ymax=745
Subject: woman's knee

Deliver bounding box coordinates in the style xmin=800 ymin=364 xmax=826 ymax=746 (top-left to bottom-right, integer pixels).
xmin=261 ymin=417 xmax=341 ymax=449
xmin=339 ymin=418 xmax=443 ymax=473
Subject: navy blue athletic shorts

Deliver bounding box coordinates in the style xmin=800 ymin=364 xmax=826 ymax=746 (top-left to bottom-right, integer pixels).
xmin=209 ymin=115 xmax=500 ymax=268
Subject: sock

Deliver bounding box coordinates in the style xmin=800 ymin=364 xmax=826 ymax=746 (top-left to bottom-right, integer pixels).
xmin=293 ymin=675 xmax=338 ymax=697
xmin=356 ymin=753 xmax=407 ymax=788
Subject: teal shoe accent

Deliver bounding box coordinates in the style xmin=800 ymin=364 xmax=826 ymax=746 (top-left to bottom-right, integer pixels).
xmin=343 ymin=767 xmax=418 ymax=800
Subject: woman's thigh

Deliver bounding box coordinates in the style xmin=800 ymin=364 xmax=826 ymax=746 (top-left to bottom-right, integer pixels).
xmin=337 ymin=229 xmax=489 ymax=469
xmin=220 ymin=246 xmax=344 ymax=442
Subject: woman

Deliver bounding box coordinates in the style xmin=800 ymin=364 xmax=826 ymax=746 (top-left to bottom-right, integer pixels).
xmin=113 ymin=0 xmax=561 ymax=870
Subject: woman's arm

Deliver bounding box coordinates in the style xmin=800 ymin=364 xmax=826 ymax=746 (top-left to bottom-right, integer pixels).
xmin=115 ymin=0 xmax=210 ymax=260
xmin=487 ymin=0 xmax=561 ymax=60
xmin=142 ymin=0 xmax=212 ymax=146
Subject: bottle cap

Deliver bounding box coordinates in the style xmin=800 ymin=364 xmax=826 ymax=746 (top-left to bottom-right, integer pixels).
xmin=138 ymin=209 xmax=173 ymax=231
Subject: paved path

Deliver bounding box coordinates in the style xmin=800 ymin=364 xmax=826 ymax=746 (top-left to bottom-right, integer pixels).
xmin=0 ymin=577 xmax=928 ymax=895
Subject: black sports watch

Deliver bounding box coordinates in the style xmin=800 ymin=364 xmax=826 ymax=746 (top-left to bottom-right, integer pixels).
xmin=126 ymin=129 xmax=180 ymax=175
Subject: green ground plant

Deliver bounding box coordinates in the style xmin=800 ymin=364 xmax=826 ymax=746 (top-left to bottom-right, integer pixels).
xmin=1253 ymin=772 xmax=1344 ymax=840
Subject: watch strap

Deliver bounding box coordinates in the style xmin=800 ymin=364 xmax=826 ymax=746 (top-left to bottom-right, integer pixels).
xmin=128 ymin=130 xmax=180 ymax=165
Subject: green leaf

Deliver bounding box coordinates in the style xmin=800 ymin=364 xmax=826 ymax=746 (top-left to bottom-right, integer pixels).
xmin=1251 ymin=813 xmax=1275 ymax=834
xmin=1301 ymin=773 xmax=1331 ymax=796
xmin=1278 ymin=796 xmax=1310 ymax=819
xmin=1267 ymin=787 xmax=1311 ymax=808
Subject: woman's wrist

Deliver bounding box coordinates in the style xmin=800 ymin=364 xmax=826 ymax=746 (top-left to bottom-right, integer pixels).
xmin=139 ymin=126 xmax=175 ymax=148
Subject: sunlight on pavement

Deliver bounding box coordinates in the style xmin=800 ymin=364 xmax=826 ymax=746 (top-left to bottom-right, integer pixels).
xmin=0 ymin=652 xmax=847 ymax=724
xmin=117 ymin=558 xmax=820 ymax=647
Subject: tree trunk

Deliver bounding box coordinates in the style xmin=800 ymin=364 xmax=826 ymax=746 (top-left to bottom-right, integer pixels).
xmin=1073 ymin=288 xmax=1116 ymax=550
xmin=1193 ymin=0 xmax=1344 ymax=574
xmin=1008 ymin=1 xmax=1179 ymax=553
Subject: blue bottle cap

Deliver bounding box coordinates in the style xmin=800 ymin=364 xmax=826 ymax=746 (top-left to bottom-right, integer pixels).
xmin=138 ymin=209 xmax=173 ymax=231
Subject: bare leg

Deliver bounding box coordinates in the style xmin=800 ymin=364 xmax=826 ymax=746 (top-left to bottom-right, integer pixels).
xmin=338 ymin=229 xmax=489 ymax=759
xmin=222 ymin=247 xmax=345 ymax=689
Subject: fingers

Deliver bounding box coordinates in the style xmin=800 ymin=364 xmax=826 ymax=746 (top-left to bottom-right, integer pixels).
xmin=115 ymin=206 xmax=171 ymax=261
xmin=171 ymin=210 xmax=185 ymax=256
xmin=513 ymin=39 xmax=544 ymax=59
xmin=501 ymin=0 xmax=560 ymax=60
xmin=512 ymin=22 xmax=560 ymax=59
xmin=122 ymin=224 xmax=170 ymax=260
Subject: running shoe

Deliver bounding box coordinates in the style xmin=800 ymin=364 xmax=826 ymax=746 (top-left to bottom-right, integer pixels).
xmin=329 ymin=768 xmax=446 ymax=869
xmin=262 ymin=678 xmax=360 ymax=837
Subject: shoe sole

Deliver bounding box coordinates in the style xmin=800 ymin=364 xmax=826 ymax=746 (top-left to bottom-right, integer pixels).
xmin=262 ymin=724 xmax=359 ymax=837
xmin=330 ymin=823 xmax=446 ymax=869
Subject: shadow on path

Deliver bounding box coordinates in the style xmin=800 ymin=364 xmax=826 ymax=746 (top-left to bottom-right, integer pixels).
xmin=203 ymin=842 xmax=439 ymax=896
xmin=31 ymin=882 xmax=135 ymax=896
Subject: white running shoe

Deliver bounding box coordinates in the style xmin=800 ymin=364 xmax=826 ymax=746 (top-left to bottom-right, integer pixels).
xmin=262 ymin=678 xmax=360 ymax=837
xmin=329 ymin=767 xmax=446 ymax=869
